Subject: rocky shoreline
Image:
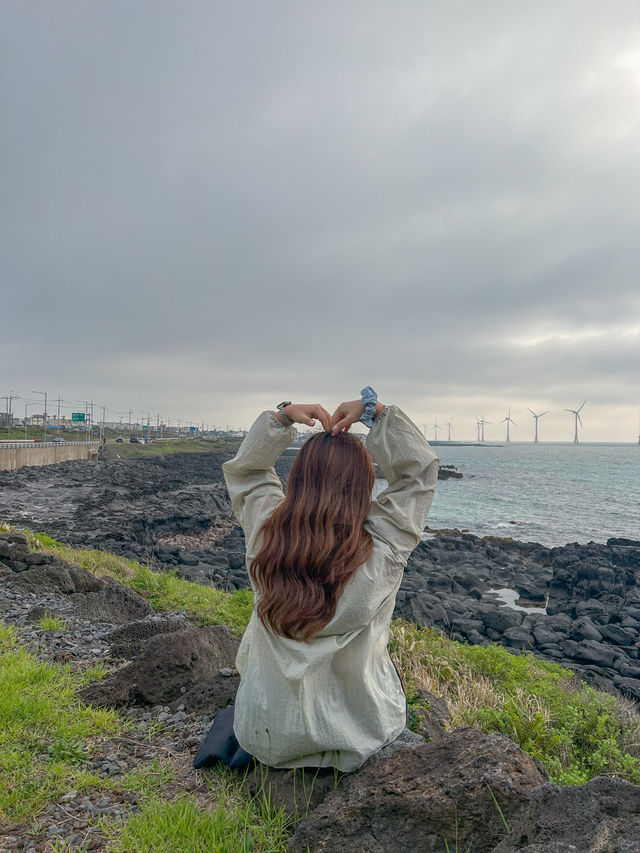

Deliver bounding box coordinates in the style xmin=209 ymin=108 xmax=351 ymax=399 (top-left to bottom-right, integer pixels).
xmin=2 ymin=530 xmax=640 ymax=852
xmin=0 ymin=450 xmax=639 ymax=703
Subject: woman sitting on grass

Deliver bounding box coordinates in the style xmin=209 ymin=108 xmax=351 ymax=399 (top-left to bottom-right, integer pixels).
xmin=194 ymin=388 xmax=438 ymax=772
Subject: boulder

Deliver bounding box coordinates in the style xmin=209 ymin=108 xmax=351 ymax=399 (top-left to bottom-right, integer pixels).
xmin=79 ymin=623 xmax=239 ymax=707
xmin=569 ymin=616 xmax=603 ymax=643
xmin=532 ymin=626 xmax=561 ymax=647
xmin=105 ymin=616 xmax=190 ymax=659
xmin=482 ymin=609 xmax=523 ymax=633
xmin=615 ymin=677 xmax=640 ymax=701
xmin=501 ymin=627 xmax=535 ymax=650
xmin=598 ymin=623 xmax=637 ymax=645
xmin=170 ymin=672 xmax=239 ymax=714
xmin=70 ymin=578 xmax=152 ymax=624
xmin=5 ymin=562 xmax=78 ymax=594
xmin=574 ymin=600 xmax=610 ymax=624
xmin=409 ymin=690 xmax=451 ymax=742
xmin=244 ymin=764 xmax=345 ymax=825
xmin=288 ymin=727 xmax=545 ymax=853
xmin=492 ymin=776 xmax=640 ymax=853
xmin=569 ymin=640 xmax=617 ymax=668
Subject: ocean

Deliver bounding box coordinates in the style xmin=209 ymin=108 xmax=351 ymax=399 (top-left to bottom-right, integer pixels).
xmin=380 ymin=442 xmax=639 ymax=548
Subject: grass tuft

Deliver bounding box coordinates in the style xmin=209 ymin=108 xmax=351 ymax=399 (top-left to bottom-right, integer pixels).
xmin=38 ymin=613 xmax=68 ymax=632
xmin=102 ymin=778 xmax=291 ymax=853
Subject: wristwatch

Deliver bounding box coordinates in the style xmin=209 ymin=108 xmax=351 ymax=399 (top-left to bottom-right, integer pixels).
xmin=277 ymin=401 xmax=294 ymax=426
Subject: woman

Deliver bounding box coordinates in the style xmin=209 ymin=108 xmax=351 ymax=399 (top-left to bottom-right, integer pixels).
xmin=194 ymin=389 xmax=438 ymax=773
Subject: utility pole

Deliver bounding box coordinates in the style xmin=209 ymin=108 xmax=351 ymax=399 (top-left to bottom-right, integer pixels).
xmin=128 ymin=410 xmax=133 ymax=435
xmin=101 ymin=405 xmax=106 ymax=442
xmin=142 ymin=412 xmax=150 ymax=440
xmin=156 ymin=413 xmax=160 ymax=435
xmin=2 ymin=392 xmax=17 ymax=440
xmin=52 ymin=396 xmax=62 ymax=434
xmin=32 ymin=390 xmax=48 ymax=442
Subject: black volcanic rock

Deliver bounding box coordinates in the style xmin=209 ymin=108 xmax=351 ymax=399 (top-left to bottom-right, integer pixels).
xmin=1 ymin=448 xmax=639 ymax=703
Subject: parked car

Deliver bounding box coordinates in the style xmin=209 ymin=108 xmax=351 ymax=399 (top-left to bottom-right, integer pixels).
xmin=130 ymin=436 xmax=142 ymax=443
xmin=115 ymin=437 xmax=124 ymax=443
xmin=52 ymin=437 xmax=65 ymax=444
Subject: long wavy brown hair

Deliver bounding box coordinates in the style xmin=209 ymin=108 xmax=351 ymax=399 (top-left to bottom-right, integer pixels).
xmin=250 ymin=431 xmax=375 ymax=642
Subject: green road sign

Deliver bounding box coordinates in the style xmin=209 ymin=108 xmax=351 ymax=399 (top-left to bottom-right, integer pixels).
xmin=72 ymin=412 xmax=86 ymax=422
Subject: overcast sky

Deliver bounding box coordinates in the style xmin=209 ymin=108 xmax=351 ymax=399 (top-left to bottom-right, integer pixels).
xmin=2 ymin=1 xmax=639 ymax=441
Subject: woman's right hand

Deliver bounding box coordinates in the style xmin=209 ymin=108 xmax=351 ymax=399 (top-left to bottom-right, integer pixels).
xmin=331 ymin=399 xmax=386 ymax=433
xmin=330 ymin=400 xmax=365 ymax=434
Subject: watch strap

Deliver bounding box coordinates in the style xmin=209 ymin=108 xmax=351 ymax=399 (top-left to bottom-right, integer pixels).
xmin=277 ymin=401 xmax=294 ymax=426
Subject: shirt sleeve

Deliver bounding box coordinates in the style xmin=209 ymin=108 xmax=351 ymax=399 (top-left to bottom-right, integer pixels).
xmin=365 ymin=405 xmax=439 ymax=564
xmin=221 ymin=411 xmax=297 ymax=546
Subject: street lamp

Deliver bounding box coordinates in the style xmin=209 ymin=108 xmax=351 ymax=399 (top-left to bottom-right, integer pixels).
xmin=31 ymin=390 xmax=48 ymax=442
xmin=23 ymin=400 xmax=38 ymax=439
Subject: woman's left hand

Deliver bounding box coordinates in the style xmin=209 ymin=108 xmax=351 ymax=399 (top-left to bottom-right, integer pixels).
xmin=281 ymin=403 xmax=331 ymax=431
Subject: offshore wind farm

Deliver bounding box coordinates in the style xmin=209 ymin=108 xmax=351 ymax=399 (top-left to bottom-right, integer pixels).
xmin=424 ymin=401 xmax=639 ymax=446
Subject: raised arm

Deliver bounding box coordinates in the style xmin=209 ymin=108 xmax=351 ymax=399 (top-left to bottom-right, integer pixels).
xmin=365 ymin=405 xmax=439 ymax=563
xmin=222 ymin=403 xmax=331 ymax=544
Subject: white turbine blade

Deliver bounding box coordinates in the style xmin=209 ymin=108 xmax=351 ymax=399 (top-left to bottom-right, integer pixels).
xmin=540 ymin=411 xmax=549 ymax=417
xmin=578 ymin=413 xmax=583 ymax=428
xmin=511 ymin=420 xmax=517 ymax=427
xmin=527 ymin=408 xmax=536 ymax=417
xmin=564 ymin=409 xmax=574 ymax=414
xmin=578 ymin=400 xmax=586 ymax=413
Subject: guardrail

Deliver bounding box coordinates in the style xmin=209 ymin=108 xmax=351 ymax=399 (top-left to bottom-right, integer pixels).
xmin=0 ymin=441 xmax=100 ymax=450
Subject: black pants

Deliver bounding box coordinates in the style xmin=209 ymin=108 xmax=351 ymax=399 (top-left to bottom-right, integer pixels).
xmin=193 ymin=705 xmax=253 ymax=770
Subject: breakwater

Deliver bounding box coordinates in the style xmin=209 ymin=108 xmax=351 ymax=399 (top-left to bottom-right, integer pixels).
xmin=0 ymin=440 xmax=100 ymax=471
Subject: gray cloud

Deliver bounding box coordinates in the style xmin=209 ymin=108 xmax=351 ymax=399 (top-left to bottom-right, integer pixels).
xmin=2 ymin=1 xmax=639 ymax=439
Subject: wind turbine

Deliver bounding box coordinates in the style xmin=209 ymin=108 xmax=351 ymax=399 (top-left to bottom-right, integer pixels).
xmin=475 ymin=417 xmax=482 ymax=442
xmin=565 ymin=401 xmax=586 ymax=444
xmin=500 ymin=407 xmax=517 ymax=443
xmin=527 ymin=408 xmax=549 ymax=443
xmin=479 ymin=412 xmax=491 ymax=442
xmin=444 ymin=418 xmax=453 ymax=442
xmin=433 ymin=418 xmax=439 ymax=441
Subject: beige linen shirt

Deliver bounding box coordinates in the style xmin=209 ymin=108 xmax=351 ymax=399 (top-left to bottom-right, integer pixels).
xmin=221 ymin=405 xmax=439 ymax=772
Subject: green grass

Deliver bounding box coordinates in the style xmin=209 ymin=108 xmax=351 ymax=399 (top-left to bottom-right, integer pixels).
xmin=101 ymin=784 xmax=291 ymax=853
xmin=110 ymin=436 xmax=238 ymax=459
xmin=38 ymin=613 xmax=68 ymax=631
xmin=0 ymin=623 xmax=122 ymax=824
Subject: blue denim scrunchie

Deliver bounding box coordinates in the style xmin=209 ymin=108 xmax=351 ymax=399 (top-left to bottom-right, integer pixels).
xmin=359 ymin=386 xmax=378 ymax=428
